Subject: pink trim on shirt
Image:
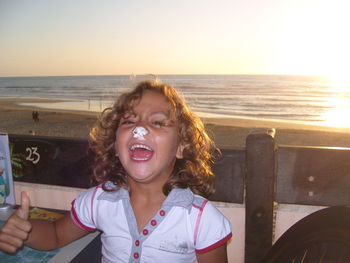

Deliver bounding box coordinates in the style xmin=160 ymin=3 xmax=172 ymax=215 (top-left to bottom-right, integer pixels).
xmin=193 ymin=199 xmax=209 ymax=246
xmin=71 ymin=199 xmax=96 ymax=232
xmin=195 ymin=232 xmax=233 ymax=254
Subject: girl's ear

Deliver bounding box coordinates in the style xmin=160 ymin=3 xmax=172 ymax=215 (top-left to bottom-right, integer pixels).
xmin=176 ymin=143 xmax=184 ymax=159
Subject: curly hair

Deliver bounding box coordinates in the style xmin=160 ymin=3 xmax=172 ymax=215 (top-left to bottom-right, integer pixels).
xmin=89 ymin=80 xmax=219 ymax=197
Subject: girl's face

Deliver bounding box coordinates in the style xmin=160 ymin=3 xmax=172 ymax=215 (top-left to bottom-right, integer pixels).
xmin=115 ymin=91 xmax=183 ymax=185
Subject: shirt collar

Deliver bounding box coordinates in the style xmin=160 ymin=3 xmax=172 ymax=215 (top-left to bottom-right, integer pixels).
xmin=163 ymin=188 xmax=194 ymax=211
xmin=98 ymin=186 xmax=194 ymax=211
xmin=98 ymin=187 xmax=129 ymax=202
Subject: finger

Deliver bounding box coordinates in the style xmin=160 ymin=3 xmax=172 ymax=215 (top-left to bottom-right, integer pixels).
xmin=15 ymin=191 xmax=30 ymax=220
xmin=15 ymin=219 xmax=32 ymax=233
xmin=1 ymin=222 xmax=30 ymax=240
xmin=0 ymin=233 xmax=24 ymax=250
xmin=0 ymin=241 xmax=19 ymax=254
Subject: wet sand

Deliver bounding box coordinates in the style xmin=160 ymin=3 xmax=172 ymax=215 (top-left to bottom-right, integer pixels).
xmin=1 ymin=97 xmax=350 ymax=148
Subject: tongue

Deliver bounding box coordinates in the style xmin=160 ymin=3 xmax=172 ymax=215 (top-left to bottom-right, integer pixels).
xmin=132 ymin=148 xmax=153 ymax=159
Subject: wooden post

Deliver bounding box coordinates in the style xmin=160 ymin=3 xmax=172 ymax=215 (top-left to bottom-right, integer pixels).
xmin=245 ymin=128 xmax=276 ymax=263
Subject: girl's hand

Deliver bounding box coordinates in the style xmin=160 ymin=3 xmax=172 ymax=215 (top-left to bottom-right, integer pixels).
xmin=0 ymin=192 xmax=32 ymax=253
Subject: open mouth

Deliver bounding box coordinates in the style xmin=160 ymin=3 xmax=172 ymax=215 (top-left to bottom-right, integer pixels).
xmin=129 ymin=143 xmax=154 ymax=161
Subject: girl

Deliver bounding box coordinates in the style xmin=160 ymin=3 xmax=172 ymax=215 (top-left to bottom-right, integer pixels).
xmin=0 ymin=81 xmax=232 ymax=263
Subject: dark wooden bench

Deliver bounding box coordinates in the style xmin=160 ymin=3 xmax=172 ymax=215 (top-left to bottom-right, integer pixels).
xmin=8 ymin=131 xmax=350 ymax=263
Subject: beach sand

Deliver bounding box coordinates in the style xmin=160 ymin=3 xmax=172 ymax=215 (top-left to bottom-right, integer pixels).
xmin=1 ymin=98 xmax=350 ymax=148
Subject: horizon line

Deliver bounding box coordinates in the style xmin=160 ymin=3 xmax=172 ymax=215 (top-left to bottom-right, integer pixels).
xmin=0 ymin=73 xmax=327 ymax=78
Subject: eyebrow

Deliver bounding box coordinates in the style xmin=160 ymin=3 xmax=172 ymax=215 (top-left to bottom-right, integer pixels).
xmin=121 ymin=112 xmax=136 ymax=118
xmin=149 ymin=110 xmax=174 ymax=120
xmin=150 ymin=110 xmax=168 ymax=116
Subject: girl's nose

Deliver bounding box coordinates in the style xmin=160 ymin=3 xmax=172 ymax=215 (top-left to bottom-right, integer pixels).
xmin=132 ymin=126 xmax=149 ymax=140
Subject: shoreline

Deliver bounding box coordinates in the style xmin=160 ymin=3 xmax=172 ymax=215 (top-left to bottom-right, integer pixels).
xmin=3 ymin=97 xmax=350 ymax=132
xmin=1 ymin=97 xmax=350 ymax=148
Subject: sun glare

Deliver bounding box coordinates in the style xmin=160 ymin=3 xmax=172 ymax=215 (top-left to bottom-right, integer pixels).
xmin=326 ymin=71 xmax=350 ymax=88
xmin=320 ymin=92 xmax=350 ymax=128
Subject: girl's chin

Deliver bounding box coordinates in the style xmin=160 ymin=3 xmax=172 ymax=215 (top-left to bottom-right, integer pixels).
xmin=128 ymin=173 xmax=153 ymax=182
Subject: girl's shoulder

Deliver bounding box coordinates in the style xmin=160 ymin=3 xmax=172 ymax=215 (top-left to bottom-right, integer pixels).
xmin=76 ymin=184 xmax=128 ymax=204
xmin=191 ymin=193 xmax=229 ymax=224
xmin=190 ymin=192 xmax=232 ymax=251
xmin=167 ymin=188 xmax=219 ymax=215
xmin=192 ymin=193 xmax=207 ymax=208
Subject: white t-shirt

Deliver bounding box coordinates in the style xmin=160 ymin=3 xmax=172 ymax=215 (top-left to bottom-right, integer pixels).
xmin=71 ymin=185 xmax=232 ymax=263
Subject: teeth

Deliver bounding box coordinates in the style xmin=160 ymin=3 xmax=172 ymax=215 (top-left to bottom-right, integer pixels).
xmin=132 ymin=157 xmax=149 ymax=161
xmin=130 ymin=144 xmax=152 ymax=151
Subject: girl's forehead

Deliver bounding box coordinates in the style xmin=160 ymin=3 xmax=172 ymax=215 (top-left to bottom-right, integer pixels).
xmin=132 ymin=91 xmax=173 ymax=111
xmin=121 ymin=92 xmax=177 ymax=120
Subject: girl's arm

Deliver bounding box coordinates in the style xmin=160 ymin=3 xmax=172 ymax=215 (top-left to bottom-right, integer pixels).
xmin=25 ymin=212 xmax=89 ymax=250
xmin=196 ymin=243 xmax=228 ymax=263
xmin=0 ymin=192 xmax=89 ymax=253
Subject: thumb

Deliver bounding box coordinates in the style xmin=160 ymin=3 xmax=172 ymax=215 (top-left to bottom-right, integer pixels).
xmin=16 ymin=191 xmax=30 ymax=220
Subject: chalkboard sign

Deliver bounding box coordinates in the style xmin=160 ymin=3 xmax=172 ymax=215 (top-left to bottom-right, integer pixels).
xmin=9 ymin=134 xmax=93 ymax=189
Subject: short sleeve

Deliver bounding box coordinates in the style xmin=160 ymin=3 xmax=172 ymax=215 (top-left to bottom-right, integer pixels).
xmin=194 ymin=201 xmax=232 ymax=253
xmin=71 ymin=186 xmax=100 ymax=231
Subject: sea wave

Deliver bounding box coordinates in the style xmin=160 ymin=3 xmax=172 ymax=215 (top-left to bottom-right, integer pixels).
xmin=1 ymin=74 xmax=350 ymax=127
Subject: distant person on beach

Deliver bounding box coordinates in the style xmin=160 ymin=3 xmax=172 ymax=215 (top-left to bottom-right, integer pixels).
xmin=32 ymin=111 xmax=39 ymax=122
xmin=0 ymin=81 xmax=232 ymax=262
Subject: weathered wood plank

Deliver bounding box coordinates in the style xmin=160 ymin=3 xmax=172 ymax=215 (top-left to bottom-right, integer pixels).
xmin=245 ymin=129 xmax=276 ymax=263
xmin=210 ymin=148 xmax=245 ymax=203
xmin=9 ymin=134 xmax=245 ymax=203
xmin=277 ymin=146 xmax=350 ymax=206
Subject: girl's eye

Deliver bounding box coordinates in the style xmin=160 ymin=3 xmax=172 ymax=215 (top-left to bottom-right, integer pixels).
xmin=152 ymin=120 xmax=171 ymax=127
xmin=153 ymin=121 xmax=165 ymax=126
xmin=120 ymin=119 xmax=135 ymax=126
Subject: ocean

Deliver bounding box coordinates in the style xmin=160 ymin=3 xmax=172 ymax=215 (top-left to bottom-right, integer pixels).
xmin=1 ymin=74 xmax=350 ymax=128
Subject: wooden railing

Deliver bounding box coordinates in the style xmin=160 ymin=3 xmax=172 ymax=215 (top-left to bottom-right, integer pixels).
xmin=8 ymin=130 xmax=350 ymax=263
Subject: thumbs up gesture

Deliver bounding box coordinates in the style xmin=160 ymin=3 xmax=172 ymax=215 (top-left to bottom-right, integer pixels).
xmin=0 ymin=192 xmax=32 ymax=253
xmin=16 ymin=191 xmax=30 ymax=220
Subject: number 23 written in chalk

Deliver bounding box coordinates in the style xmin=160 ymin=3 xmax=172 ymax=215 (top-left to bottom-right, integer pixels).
xmin=26 ymin=147 xmax=40 ymax=164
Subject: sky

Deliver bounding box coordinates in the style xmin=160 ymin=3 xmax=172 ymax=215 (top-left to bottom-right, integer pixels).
xmin=0 ymin=0 xmax=349 ymax=78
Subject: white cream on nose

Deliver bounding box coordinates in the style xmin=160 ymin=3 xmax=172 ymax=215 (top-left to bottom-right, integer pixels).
xmin=132 ymin=126 xmax=149 ymax=140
